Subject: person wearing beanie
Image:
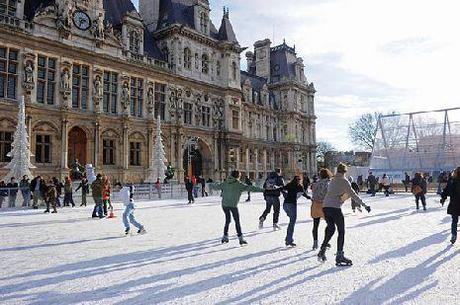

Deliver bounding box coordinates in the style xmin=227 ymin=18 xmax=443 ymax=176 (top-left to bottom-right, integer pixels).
xmin=318 ymin=163 xmax=371 ymax=266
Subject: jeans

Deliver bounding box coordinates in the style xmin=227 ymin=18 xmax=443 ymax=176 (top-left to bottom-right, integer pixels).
xmin=33 ymin=190 xmax=42 ymax=207
xmin=193 ymin=186 xmax=199 ymax=198
xmin=81 ymin=194 xmax=87 ymax=206
xmin=415 ymin=194 xmax=426 ymax=209
xmin=92 ymin=197 xmax=104 ymax=218
xmin=123 ymin=203 xmax=143 ymax=230
xmin=452 ymin=215 xmax=459 ymax=236
xmin=21 ymin=190 xmax=31 ymax=207
xmin=370 ymin=184 xmax=376 ymax=196
xmin=283 ymin=202 xmax=297 ymax=244
xmin=187 ymin=190 xmax=194 ymax=203
xmin=55 ymin=195 xmax=61 ymax=207
xmin=8 ymin=194 xmax=17 ymax=207
xmin=321 ymin=207 xmax=345 ymax=252
xmin=63 ymin=193 xmax=75 ymax=207
xmin=260 ymin=196 xmax=280 ymax=224
xmin=223 ymin=206 xmax=243 ymax=237
xmin=312 ymin=217 xmax=321 ymax=241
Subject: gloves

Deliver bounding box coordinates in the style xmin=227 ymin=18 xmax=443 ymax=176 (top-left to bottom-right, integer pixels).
xmin=365 ymin=205 xmax=371 ymax=213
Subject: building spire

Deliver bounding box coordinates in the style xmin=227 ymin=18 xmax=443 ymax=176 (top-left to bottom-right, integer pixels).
xmin=222 ymin=6 xmax=229 ymax=19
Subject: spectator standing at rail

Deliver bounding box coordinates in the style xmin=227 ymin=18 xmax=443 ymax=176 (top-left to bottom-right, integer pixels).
xmin=7 ymin=177 xmax=18 ymax=207
xmin=19 ymin=175 xmax=31 ymax=207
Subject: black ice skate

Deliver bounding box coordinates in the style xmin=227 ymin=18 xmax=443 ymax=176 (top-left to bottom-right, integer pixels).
xmin=286 ymin=242 xmax=297 ymax=248
xmin=258 ymin=218 xmax=264 ymax=229
xmin=125 ymin=228 xmax=130 ymax=236
xmin=273 ymin=223 xmax=281 ymax=231
xmin=317 ymin=247 xmax=327 ymax=262
xmin=450 ymin=234 xmax=457 ymax=245
xmin=336 ymin=251 xmax=353 ymax=267
xmin=312 ymin=240 xmax=318 ymax=250
xmin=221 ymin=235 xmax=229 ymax=244
xmin=238 ymin=236 xmax=248 ymax=246
xmin=137 ymin=227 xmax=146 ymax=234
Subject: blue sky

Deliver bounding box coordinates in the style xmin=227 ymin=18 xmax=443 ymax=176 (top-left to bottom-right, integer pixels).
xmin=132 ymin=0 xmax=460 ymax=150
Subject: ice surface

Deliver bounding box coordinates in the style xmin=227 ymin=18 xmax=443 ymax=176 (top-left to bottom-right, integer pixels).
xmin=0 ymin=193 xmax=458 ymax=305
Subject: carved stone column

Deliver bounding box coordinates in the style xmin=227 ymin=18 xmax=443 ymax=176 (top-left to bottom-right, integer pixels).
xmin=60 ymin=118 xmax=69 ymax=169
xmin=94 ymin=121 xmax=100 ymax=168
xmin=22 ymin=50 xmax=36 ymax=103
xmin=122 ymin=124 xmax=129 ymax=170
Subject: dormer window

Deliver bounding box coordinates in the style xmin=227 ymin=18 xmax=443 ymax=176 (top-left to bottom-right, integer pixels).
xmin=129 ymin=31 xmax=141 ymax=54
xmin=202 ymin=54 xmax=209 ymax=74
xmin=0 ymin=0 xmax=17 ymax=17
xmin=200 ymin=12 xmax=208 ymax=33
xmin=184 ymin=48 xmax=192 ymax=70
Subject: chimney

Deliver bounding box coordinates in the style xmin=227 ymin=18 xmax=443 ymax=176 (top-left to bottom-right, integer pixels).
xmin=139 ymin=0 xmax=160 ymax=32
xmin=245 ymin=51 xmax=254 ymax=73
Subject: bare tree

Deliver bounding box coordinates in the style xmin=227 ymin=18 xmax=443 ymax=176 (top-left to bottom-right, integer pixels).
xmin=316 ymin=141 xmax=336 ymax=168
xmin=348 ymin=112 xmax=381 ymax=152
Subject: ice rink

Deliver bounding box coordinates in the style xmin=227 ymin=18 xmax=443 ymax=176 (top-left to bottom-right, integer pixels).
xmin=0 ymin=193 xmax=458 ymax=305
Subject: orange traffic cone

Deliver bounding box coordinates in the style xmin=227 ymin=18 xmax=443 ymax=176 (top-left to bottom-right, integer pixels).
xmin=107 ymin=206 xmax=116 ymax=218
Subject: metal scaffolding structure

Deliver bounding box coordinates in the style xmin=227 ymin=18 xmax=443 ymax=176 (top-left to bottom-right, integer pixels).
xmin=370 ymin=107 xmax=460 ymax=174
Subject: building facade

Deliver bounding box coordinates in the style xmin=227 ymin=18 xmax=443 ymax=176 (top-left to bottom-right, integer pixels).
xmin=0 ymin=0 xmax=317 ymax=183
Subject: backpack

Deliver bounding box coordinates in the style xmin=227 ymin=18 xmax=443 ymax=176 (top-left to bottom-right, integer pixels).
xmin=265 ymin=177 xmax=278 ymax=190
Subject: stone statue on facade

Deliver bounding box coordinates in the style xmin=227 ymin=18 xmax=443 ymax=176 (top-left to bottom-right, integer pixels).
xmin=93 ymin=75 xmax=103 ymax=105
xmin=194 ymin=100 xmax=202 ymax=125
xmin=121 ymin=82 xmax=130 ymax=110
xmin=61 ymin=69 xmax=71 ymax=91
xmin=147 ymin=86 xmax=154 ymax=114
xmin=55 ymin=1 xmax=73 ymax=33
xmin=92 ymin=14 xmax=105 ymax=41
xmin=24 ymin=61 xmax=34 ymax=85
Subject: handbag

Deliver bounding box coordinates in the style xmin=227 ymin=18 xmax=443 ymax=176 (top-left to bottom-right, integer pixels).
xmin=412 ymin=185 xmax=423 ymax=195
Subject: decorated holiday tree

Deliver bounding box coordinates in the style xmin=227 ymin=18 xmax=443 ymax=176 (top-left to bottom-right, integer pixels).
xmin=3 ymin=96 xmax=35 ymax=180
xmin=146 ymin=116 xmax=168 ymax=183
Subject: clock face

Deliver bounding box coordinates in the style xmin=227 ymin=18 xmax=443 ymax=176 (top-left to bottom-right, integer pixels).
xmin=73 ymin=10 xmax=91 ymax=31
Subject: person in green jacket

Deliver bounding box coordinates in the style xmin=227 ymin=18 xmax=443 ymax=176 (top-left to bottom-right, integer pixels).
xmin=213 ymin=170 xmax=264 ymax=245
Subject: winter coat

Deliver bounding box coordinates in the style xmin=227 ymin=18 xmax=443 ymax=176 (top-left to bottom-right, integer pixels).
xmin=382 ymin=177 xmax=390 ymax=187
xmin=30 ymin=177 xmax=45 ymax=193
xmin=263 ymin=172 xmax=285 ymax=197
xmin=367 ymin=175 xmax=377 ymax=186
xmin=6 ymin=182 xmax=18 ymax=196
xmin=75 ymin=180 xmax=89 ymax=194
xmin=19 ymin=179 xmax=30 ymax=191
xmin=185 ymin=181 xmax=194 ymax=192
xmin=282 ymin=183 xmax=310 ymax=205
xmin=45 ymin=184 xmax=57 ymax=203
xmin=442 ymin=178 xmax=460 ymax=216
xmin=64 ymin=181 xmax=72 ymax=194
xmin=91 ymin=178 xmax=104 ymax=199
xmin=213 ymin=176 xmax=264 ymax=208
xmin=102 ymin=183 xmax=111 ymax=201
xmin=311 ymin=178 xmax=330 ymax=203
xmin=323 ymin=175 xmax=365 ymax=209
xmin=411 ymin=177 xmax=427 ymax=195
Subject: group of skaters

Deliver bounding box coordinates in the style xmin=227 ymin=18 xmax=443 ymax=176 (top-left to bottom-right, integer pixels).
xmin=184 ymin=175 xmax=213 ymax=204
xmin=212 ymin=163 xmax=460 ymax=266
xmin=212 ymin=164 xmax=371 ymax=267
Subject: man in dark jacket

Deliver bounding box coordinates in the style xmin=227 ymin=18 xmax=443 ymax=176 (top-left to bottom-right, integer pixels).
xmin=19 ymin=175 xmax=31 ymax=207
xmin=30 ymin=176 xmax=45 ymax=209
xmin=91 ymin=174 xmax=104 ymax=218
xmin=412 ymin=172 xmax=428 ymax=211
xmin=7 ymin=177 xmax=19 ymax=207
xmin=185 ymin=177 xmax=194 ymax=204
xmin=441 ymin=167 xmax=460 ymax=244
xmin=259 ymin=169 xmax=285 ymax=230
xmin=367 ymin=172 xmax=377 ymax=196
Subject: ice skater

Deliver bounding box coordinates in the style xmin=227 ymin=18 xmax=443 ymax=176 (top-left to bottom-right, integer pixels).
xmin=441 ymin=167 xmax=460 ymax=244
xmin=411 ymin=172 xmax=427 ymax=211
xmin=116 ymin=182 xmax=146 ymax=235
xmin=317 ymin=163 xmax=371 ymax=266
xmin=311 ymin=168 xmax=333 ymax=250
xmin=259 ymin=169 xmax=285 ymax=230
xmin=63 ymin=176 xmax=75 ymax=207
xmin=44 ymin=179 xmax=57 ymax=214
xmin=212 ymin=170 xmax=264 ymax=245
xmin=281 ymin=175 xmax=311 ymax=247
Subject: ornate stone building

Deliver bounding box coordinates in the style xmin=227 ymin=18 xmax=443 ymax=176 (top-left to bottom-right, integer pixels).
xmin=0 ymin=0 xmax=316 ymax=183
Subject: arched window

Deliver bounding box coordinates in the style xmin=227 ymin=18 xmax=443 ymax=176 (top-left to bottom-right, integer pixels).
xmin=231 ymin=62 xmax=238 ymax=80
xmin=200 ymin=12 xmax=208 ymax=33
xmin=129 ymin=31 xmax=141 ymax=54
xmin=216 ymin=61 xmax=221 ymax=77
xmin=202 ymin=54 xmax=209 ymax=74
xmin=183 ymin=48 xmax=192 ymax=70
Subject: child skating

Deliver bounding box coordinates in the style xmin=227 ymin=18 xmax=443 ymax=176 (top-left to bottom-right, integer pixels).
xmin=115 ymin=182 xmax=146 ymax=236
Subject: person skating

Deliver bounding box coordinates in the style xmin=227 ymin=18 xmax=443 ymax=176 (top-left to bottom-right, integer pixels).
xmin=185 ymin=177 xmax=194 ymax=204
xmin=311 ymin=169 xmax=333 ymax=250
xmin=191 ymin=176 xmax=199 ymax=198
xmin=412 ymin=172 xmax=427 ymax=211
xmin=75 ymin=177 xmax=89 ymax=207
xmin=52 ymin=177 xmax=63 ymax=207
xmin=116 ymin=182 xmax=145 ymax=235
xmin=367 ymin=172 xmax=377 ymax=196
xmin=0 ymin=181 xmax=6 ymax=208
xmin=44 ymin=179 xmax=57 ymax=213
xmin=30 ymin=176 xmax=45 ymax=209
xmin=382 ymin=174 xmax=391 ymax=197
xmin=281 ymin=175 xmax=311 ymax=247
xmin=155 ymin=178 xmax=162 ymax=199
xmin=63 ymin=176 xmax=75 ymax=207
xmin=213 ymin=170 xmax=264 ymax=245
xmin=91 ymin=174 xmax=104 ymax=218
xmin=102 ymin=175 xmax=111 ymax=216
xmin=259 ymin=169 xmax=285 ymax=230
xmin=349 ymin=177 xmax=361 ymax=213
xmin=244 ymin=176 xmax=253 ymax=202
xmin=317 ymin=163 xmax=371 ymax=266
xmin=200 ymin=176 xmax=208 ymax=197
xmin=19 ymin=175 xmax=31 ymax=207
xmin=6 ymin=177 xmax=18 ymax=208
xmin=404 ymin=172 xmax=411 ymax=193
xmin=441 ymin=167 xmax=460 ymax=244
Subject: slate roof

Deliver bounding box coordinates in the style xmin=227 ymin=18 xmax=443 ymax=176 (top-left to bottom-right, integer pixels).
xmin=270 ymin=42 xmax=297 ymax=82
xmin=217 ymin=15 xmax=238 ymax=43
xmin=103 ymin=0 xmax=137 ymax=26
xmin=241 ymin=71 xmax=268 ymax=91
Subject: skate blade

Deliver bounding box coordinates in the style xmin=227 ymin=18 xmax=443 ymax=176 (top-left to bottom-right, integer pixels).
xmin=336 ymin=263 xmax=353 ymax=267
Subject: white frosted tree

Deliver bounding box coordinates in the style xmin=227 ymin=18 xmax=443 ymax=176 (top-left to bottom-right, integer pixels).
xmin=146 ymin=116 xmax=168 ymax=183
xmin=4 ymin=96 xmax=35 ymax=180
